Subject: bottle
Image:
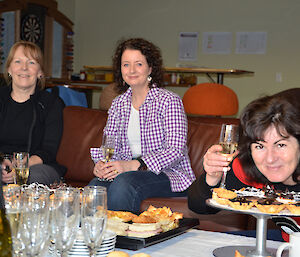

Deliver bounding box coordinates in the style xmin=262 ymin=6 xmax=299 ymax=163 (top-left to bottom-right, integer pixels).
xmin=80 ymin=70 xmax=86 ymax=81
xmin=0 ymin=155 xmax=13 ymax=256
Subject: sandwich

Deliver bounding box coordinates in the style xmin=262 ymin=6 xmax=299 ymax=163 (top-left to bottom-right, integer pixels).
xmin=127 ymin=215 xmax=162 ymax=238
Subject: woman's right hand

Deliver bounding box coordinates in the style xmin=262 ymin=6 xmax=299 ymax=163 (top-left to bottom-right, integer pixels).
xmin=93 ymin=160 xmax=106 ymax=178
xmin=203 ymin=144 xmax=233 ymax=186
xmin=1 ymin=159 xmax=15 ymax=184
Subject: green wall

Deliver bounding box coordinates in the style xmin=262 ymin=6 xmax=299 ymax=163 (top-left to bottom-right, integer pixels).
xmin=57 ymin=0 xmax=300 ymax=115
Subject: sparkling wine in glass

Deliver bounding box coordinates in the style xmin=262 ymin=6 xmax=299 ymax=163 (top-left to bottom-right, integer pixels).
xmin=81 ymin=186 xmax=107 ymax=257
xmin=12 ymin=152 xmax=30 ymax=185
xmin=3 ymin=184 xmax=24 ymax=256
xmin=102 ymin=134 xmax=115 ymax=163
xmin=219 ymin=124 xmax=239 ymax=188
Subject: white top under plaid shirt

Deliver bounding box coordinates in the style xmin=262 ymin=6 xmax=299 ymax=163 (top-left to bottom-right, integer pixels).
xmin=91 ymin=87 xmax=196 ymax=192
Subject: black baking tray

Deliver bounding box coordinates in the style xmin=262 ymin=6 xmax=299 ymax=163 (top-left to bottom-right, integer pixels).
xmin=115 ymin=218 xmax=199 ymax=250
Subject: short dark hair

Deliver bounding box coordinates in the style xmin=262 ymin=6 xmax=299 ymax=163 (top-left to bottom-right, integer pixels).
xmin=238 ymin=94 xmax=300 ymax=184
xmin=112 ymin=38 xmax=164 ymax=94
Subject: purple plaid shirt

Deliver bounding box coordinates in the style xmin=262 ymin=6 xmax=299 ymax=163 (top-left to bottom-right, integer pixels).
xmin=90 ymin=87 xmax=195 ymax=192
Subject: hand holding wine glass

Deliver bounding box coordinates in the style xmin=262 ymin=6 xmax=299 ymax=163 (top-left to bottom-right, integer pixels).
xmin=219 ymin=124 xmax=239 ymax=188
xmin=97 ymin=134 xmax=115 ymax=182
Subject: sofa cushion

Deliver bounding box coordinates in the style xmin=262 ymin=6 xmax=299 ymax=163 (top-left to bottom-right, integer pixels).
xmin=57 ymin=106 xmax=107 ymax=186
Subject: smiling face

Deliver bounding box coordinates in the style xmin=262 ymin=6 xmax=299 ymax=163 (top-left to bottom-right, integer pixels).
xmin=8 ymin=45 xmax=43 ymax=91
xmin=121 ymin=49 xmax=152 ymax=89
xmin=250 ymin=125 xmax=300 ymax=185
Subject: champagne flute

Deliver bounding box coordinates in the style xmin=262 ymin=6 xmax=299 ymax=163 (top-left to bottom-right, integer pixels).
xmin=102 ymin=134 xmax=115 ymax=163
xmin=81 ymin=186 xmax=107 ymax=257
xmin=3 ymin=184 xmax=24 ymax=256
xmin=52 ymin=187 xmax=80 ymax=257
xmin=12 ymin=152 xmax=30 ymax=185
xmin=98 ymin=134 xmax=115 ymax=182
xmin=219 ymin=124 xmax=239 ymax=188
xmin=18 ymin=187 xmax=50 ymax=257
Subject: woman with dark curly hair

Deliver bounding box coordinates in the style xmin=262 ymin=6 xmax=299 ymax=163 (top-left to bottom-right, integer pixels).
xmin=188 ymin=88 xmax=300 ymax=241
xmin=89 ymin=38 xmax=195 ymax=213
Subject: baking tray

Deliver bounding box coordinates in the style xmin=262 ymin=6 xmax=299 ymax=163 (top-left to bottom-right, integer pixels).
xmin=115 ymin=218 xmax=199 ymax=250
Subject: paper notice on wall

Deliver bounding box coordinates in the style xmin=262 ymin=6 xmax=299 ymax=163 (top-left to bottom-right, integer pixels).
xmin=202 ymin=32 xmax=232 ymax=54
xmin=178 ymin=32 xmax=198 ymax=61
xmin=235 ymin=32 xmax=267 ymax=54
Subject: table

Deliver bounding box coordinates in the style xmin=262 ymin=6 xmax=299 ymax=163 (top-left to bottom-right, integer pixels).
xmin=83 ymin=66 xmax=254 ymax=85
xmin=115 ymin=229 xmax=283 ymax=257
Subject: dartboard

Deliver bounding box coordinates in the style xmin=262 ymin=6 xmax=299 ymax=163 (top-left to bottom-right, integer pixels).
xmin=21 ymin=14 xmax=43 ymax=43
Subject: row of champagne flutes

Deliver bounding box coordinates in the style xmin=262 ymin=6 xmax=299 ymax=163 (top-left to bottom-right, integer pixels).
xmin=4 ymin=184 xmax=107 ymax=257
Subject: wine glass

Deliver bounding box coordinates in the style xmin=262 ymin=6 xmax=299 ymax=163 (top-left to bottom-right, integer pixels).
xmin=3 ymin=184 xmax=24 ymax=256
xmin=18 ymin=187 xmax=50 ymax=257
xmin=102 ymin=134 xmax=115 ymax=163
xmin=12 ymin=152 xmax=30 ymax=185
xmin=51 ymin=187 xmax=80 ymax=257
xmin=219 ymin=124 xmax=239 ymax=188
xmin=98 ymin=134 xmax=115 ymax=182
xmin=81 ymin=186 xmax=107 ymax=257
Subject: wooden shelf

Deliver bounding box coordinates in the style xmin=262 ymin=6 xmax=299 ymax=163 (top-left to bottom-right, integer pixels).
xmin=83 ymin=65 xmax=254 ymax=85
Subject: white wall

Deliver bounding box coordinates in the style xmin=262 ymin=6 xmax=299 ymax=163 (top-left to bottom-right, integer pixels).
xmin=58 ymin=0 xmax=300 ymax=115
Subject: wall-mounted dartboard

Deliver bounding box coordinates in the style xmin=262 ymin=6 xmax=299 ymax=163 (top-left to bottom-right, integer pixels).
xmin=21 ymin=14 xmax=42 ymax=43
xmin=20 ymin=3 xmax=45 ymax=51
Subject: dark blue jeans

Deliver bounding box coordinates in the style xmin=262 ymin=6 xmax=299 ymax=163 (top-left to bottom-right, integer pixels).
xmin=88 ymin=171 xmax=187 ymax=213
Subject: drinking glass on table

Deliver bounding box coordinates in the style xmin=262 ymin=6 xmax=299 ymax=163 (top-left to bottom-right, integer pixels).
xmin=3 ymin=184 xmax=24 ymax=256
xmin=219 ymin=124 xmax=239 ymax=188
xmin=12 ymin=152 xmax=29 ymax=185
xmin=81 ymin=186 xmax=107 ymax=257
xmin=18 ymin=187 xmax=50 ymax=257
xmin=52 ymin=187 xmax=81 ymax=257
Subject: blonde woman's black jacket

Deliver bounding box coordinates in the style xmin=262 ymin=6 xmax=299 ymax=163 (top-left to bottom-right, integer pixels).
xmin=0 ymin=85 xmax=66 ymax=177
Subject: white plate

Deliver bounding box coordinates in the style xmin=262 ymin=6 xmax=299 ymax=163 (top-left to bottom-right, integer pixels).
xmin=68 ymin=248 xmax=114 ymax=256
xmin=207 ymin=198 xmax=300 ymax=216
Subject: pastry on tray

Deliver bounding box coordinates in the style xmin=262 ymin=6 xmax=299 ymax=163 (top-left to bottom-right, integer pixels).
xmin=212 ymin=188 xmax=237 ymax=205
xmin=107 ymin=205 xmax=183 ymax=237
xmin=228 ymin=196 xmax=255 ymax=210
xmin=254 ymin=198 xmax=286 ymax=214
xmin=210 ymin=186 xmax=300 ymax=215
xmin=285 ymin=203 xmax=300 ymax=215
xmin=107 ymin=210 xmax=138 ymax=222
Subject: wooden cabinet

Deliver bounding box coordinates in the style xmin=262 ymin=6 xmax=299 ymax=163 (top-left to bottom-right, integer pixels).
xmin=0 ymin=0 xmax=73 ymax=79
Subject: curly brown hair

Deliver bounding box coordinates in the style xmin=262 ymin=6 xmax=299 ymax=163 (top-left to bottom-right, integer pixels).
xmin=112 ymin=38 xmax=164 ymax=94
xmin=238 ymin=92 xmax=300 ymax=184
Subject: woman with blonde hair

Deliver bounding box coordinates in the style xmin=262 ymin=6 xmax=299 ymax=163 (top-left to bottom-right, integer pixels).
xmin=0 ymin=41 xmax=66 ymax=185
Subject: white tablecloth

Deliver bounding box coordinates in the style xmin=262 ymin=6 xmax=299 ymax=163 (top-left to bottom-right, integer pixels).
xmin=115 ymin=229 xmax=283 ymax=257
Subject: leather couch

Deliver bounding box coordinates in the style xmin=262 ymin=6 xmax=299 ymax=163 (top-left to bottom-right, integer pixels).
xmin=57 ymin=106 xmax=254 ymax=232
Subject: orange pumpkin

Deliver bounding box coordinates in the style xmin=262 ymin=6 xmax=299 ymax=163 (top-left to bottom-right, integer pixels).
xmin=182 ymin=83 xmax=238 ymax=116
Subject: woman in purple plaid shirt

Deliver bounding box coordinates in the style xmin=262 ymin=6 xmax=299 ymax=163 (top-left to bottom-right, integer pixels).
xmin=89 ymin=38 xmax=195 ymax=213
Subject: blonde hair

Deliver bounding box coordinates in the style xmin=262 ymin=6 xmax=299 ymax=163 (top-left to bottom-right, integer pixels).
xmin=4 ymin=40 xmax=45 ymax=89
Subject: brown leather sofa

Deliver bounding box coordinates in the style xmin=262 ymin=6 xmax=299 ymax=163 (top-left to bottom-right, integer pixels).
xmin=57 ymin=106 xmax=253 ymax=232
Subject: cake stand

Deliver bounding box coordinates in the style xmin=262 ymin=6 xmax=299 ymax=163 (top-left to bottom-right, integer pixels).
xmin=206 ymin=199 xmax=293 ymax=257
